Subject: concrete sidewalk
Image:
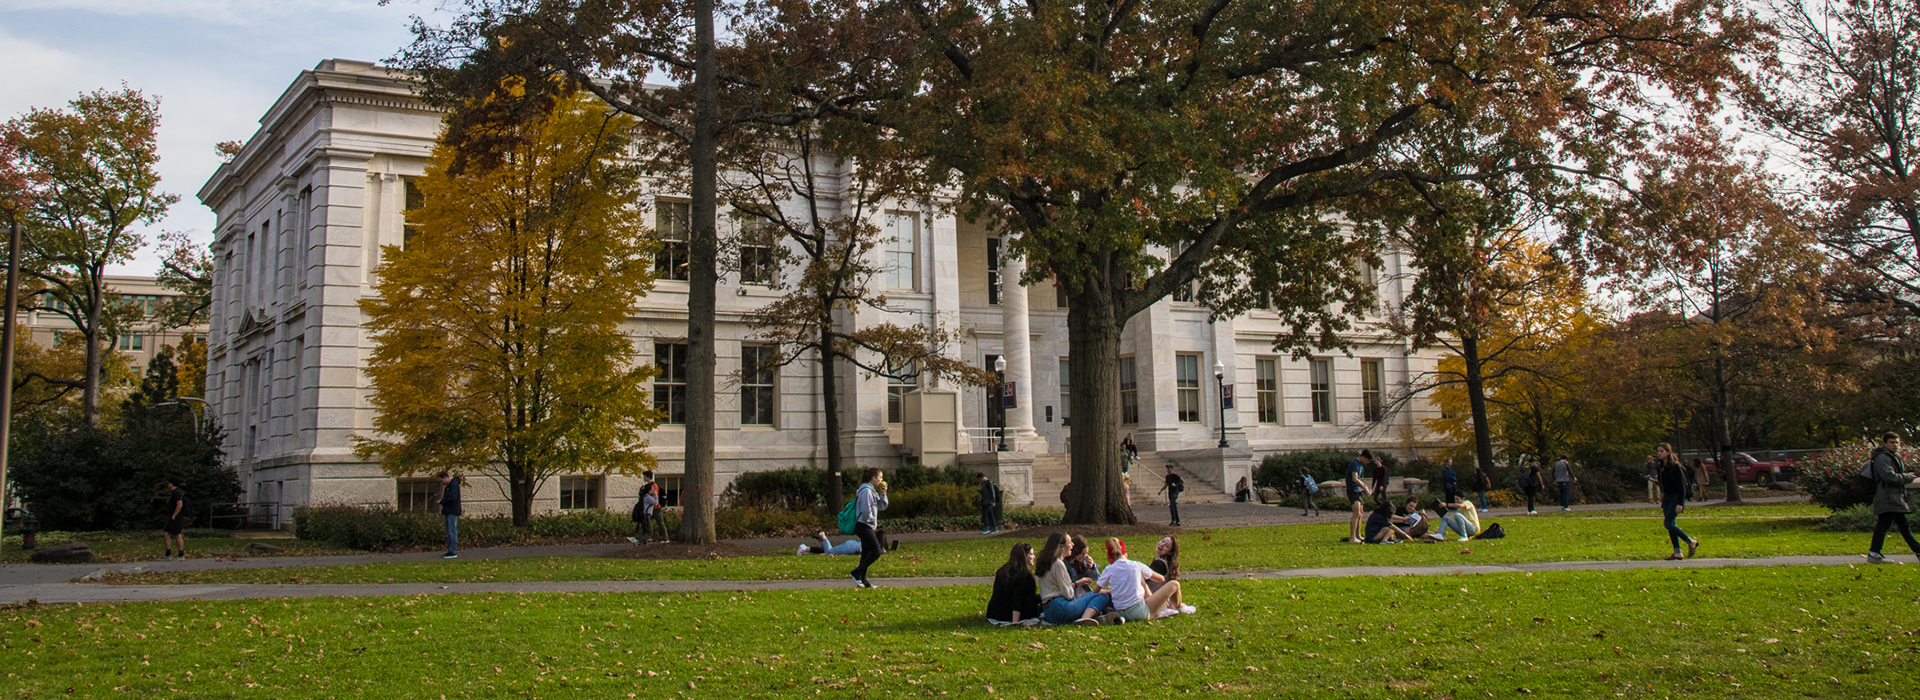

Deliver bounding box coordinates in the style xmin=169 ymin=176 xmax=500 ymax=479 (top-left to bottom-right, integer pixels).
xmin=0 ymin=553 xmax=1887 ymax=605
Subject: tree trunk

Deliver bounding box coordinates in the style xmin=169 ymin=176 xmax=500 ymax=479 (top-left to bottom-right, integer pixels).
xmin=820 ymin=320 xmax=845 ymax=511
xmin=1714 ymin=351 xmax=1739 ymax=502
xmin=1063 ymin=286 xmax=1135 ymax=525
xmin=677 ymin=0 xmax=720 ymax=544
xmin=1462 ymin=333 xmax=1496 ymax=477
xmin=82 ymin=265 xmax=103 ymax=426
xmin=510 ymin=467 xmax=533 ymax=526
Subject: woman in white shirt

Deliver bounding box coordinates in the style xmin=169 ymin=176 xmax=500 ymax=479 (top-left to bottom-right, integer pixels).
xmin=1097 ymin=538 xmax=1185 ymax=622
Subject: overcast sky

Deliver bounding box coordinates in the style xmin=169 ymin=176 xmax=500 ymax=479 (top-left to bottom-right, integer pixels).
xmin=0 ymin=0 xmax=442 ymax=276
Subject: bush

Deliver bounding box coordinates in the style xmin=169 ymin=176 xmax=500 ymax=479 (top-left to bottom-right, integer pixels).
xmin=888 ymin=463 xmax=975 ymax=491
xmin=713 ymin=506 xmax=821 ymax=539
xmin=884 ymin=483 xmax=979 ymax=519
xmin=723 ymin=467 xmax=853 ymax=510
xmin=1253 ymin=450 xmax=1400 ymax=493
xmin=879 ymin=507 xmax=1062 ymax=533
xmin=1798 ymin=441 xmax=1876 ymax=512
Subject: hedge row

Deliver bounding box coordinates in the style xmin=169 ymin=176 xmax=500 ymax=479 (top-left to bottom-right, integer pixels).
xmin=1 ymin=527 xmax=231 ymax=548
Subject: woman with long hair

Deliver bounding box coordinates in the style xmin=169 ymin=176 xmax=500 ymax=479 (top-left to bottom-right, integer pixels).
xmin=1067 ymin=535 xmax=1101 ymax=598
xmin=1148 ymin=536 xmax=1197 ymax=616
xmin=1656 ymin=443 xmax=1700 ymax=560
xmin=1096 ymin=538 xmax=1184 ymax=623
xmin=849 ymin=468 xmax=889 ymax=587
xmin=986 ymin=543 xmax=1042 ymax=625
xmin=1036 ymin=532 xmax=1111 ymax=625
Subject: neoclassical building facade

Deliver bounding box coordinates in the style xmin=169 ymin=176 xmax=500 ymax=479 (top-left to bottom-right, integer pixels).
xmin=197 ymin=59 xmax=1445 ymax=521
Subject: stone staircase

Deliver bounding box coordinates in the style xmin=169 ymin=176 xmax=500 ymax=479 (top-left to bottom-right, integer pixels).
xmin=1027 ymin=451 xmax=1230 ymax=507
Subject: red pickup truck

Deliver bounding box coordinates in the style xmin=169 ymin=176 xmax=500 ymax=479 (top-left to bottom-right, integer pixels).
xmin=1702 ymin=453 xmax=1797 ymax=484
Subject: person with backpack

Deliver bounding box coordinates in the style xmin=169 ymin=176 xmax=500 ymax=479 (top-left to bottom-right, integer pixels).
xmin=1865 ymin=432 xmax=1920 ymax=564
xmin=1473 ymin=467 xmax=1491 ymax=511
xmin=1655 ymin=443 xmax=1699 ymax=560
xmin=1299 ymin=466 xmax=1321 ymax=517
xmin=978 ymin=473 xmax=1001 ymax=534
xmin=1158 ymin=471 xmax=1186 ymax=526
xmin=1521 ymin=460 xmax=1544 ymax=514
xmin=848 ymin=468 xmax=889 ymax=587
xmin=160 ymin=479 xmax=188 ymax=561
xmin=630 ymin=471 xmax=668 ymax=544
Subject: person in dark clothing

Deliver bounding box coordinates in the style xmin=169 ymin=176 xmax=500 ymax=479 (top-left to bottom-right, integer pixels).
xmin=1121 ymin=433 xmax=1139 ymax=461
xmin=1370 ymin=459 xmax=1390 ymax=497
xmin=849 ymin=468 xmax=889 ymax=587
xmin=1866 ymin=433 xmax=1920 ymax=564
xmin=1299 ymin=466 xmax=1321 ymax=517
xmin=1158 ymin=471 xmax=1186 ymax=526
xmin=1066 ymin=534 xmax=1100 ymax=598
xmin=1522 ymin=461 xmax=1544 ymax=514
xmin=1440 ymin=459 xmax=1459 ymax=503
xmin=438 ymin=471 xmax=461 ymax=559
xmin=1552 ymin=456 xmax=1577 ymax=511
xmin=1364 ymin=499 xmax=1411 ymax=543
xmin=978 ymin=473 xmax=1000 ymax=534
xmin=642 ymin=471 xmax=669 ymax=543
xmin=1654 ymin=443 xmax=1698 ymax=560
xmin=1473 ymin=468 xmax=1492 ymax=511
xmin=986 ymin=543 xmax=1042 ymax=625
xmin=1346 ymin=451 xmax=1375 ymax=542
xmin=161 ymin=479 xmax=187 ymax=560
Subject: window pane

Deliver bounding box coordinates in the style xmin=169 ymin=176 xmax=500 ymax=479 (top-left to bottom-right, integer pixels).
xmin=1310 ymin=358 xmax=1332 ymax=424
xmin=886 ymin=360 xmax=917 ymax=424
xmin=1256 ymin=358 xmax=1278 ymax=424
xmin=1176 ymin=354 xmax=1200 ymax=422
xmin=655 ymin=201 xmax=691 ymax=280
xmin=1361 ymin=359 xmax=1383 ymax=422
xmin=655 ymin=342 xmax=689 ymax=424
xmin=884 ymin=213 xmax=916 ymax=290
xmin=1119 ymin=357 xmax=1138 ymax=425
xmin=741 ymin=346 xmax=776 ymax=426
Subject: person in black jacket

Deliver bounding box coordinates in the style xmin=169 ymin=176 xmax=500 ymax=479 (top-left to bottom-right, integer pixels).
xmin=978 ymin=473 xmax=1000 ymax=534
xmin=1159 ymin=471 xmax=1186 ymax=526
xmin=986 ymin=543 xmax=1041 ymax=625
xmin=1654 ymin=443 xmax=1698 ymax=560
xmin=438 ymin=471 xmax=461 ymax=559
xmin=1866 ymin=433 xmax=1920 ymax=564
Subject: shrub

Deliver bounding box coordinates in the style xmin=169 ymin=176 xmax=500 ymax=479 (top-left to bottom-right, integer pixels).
xmin=888 ymin=463 xmax=974 ymax=491
xmin=879 ymin=507 xmax=1062 ymax=533
xmin=723 ymin=467 xmax=852 ymax=510
xmin=1253 ymin=450 xmax=1400 ymax=493
xmin=883 ymin=483 xmax=979 ymax=519
xmin=1798 ymin=441 xmax=1878 ymax=512
xmin=713 ymin=506 xmax=821 ymax=539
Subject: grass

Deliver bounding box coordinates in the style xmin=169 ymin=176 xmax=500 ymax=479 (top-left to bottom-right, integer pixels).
xmin=3 ymin=565 xmax=1915 ymax=698
xmin=93 ymin=506 xmax=1858 ymax=586
xmin=2 ymin=537 xmax=356 ymax=564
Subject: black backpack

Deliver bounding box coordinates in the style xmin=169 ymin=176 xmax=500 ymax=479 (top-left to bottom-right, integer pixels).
xmin=1856 ymin=460 xmax=1878 ymax=498
xmin=1476 ymin=523 xmax=1507 ymax=539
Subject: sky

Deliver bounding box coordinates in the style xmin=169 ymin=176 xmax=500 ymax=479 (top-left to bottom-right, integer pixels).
xmin=0 ymin=0 xmax=444 ymax=276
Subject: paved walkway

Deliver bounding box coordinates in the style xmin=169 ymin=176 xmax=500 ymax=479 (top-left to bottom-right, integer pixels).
xmin=0 ymin=554 xmax=1883 ymax=605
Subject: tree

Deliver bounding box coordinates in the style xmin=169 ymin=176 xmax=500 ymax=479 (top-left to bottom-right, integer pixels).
xmin=152 ymin=230 xmax=213 ymax=330
xmin=727 ymin=122 xmax=994 ymax=510
xmin=866 ymin=0 xmax=1760 ymax=523
xmin=355 ymin=94 xmax=660 ymax=526
xmin=3 ymin=87 xmax=175 ymax=426
xmin=1748 ymin=0 xmax=1920 ymax=318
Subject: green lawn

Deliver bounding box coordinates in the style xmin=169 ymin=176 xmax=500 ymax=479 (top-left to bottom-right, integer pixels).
xmin=2 ymin=537 xmax=356 ymax=565
xmin=4 ymin=565 xmax=1914 ymax=698
xmin=94 ymin=507 xmax=1859 ymax=586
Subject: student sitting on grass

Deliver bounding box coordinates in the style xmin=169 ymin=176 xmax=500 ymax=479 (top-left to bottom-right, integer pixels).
xmin=1393 ymin=500 xmax=1431 ymax=539
xmin=1067 ymin=535 xmax=1102 ymax=598
xmin=1037 ymin=532 xmax=1112 ymax=626
xmin=1097 ymin=538 xmax=1185 ymax=623
xmin=986 ymin=543 xmax=1042 ymax=626
xmin=1148 ymin=536 xmax=1198 ymax=616
xmin=795 ymin=530 xmax=887 ymax=555
xmin=1365 ymin=499 xmax=1413 ymax=544
xmin=1429 ymin=494 xmax=1481 ymax=541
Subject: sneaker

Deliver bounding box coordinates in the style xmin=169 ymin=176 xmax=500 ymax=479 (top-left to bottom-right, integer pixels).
xmin=176 ymin=554 xmax=186 ymax=560
xmin=1562 ymin=507 xmax=1571 ymax=512
xmin=1101 ymin=612 xmax=1125 ymax=626
xmin=1458 ymin=536 xmax=1472 ymax=542
xmin=443 ymin=552 xmax=458 ymax=559
xmin=1179 ymin=605 xmax=1196 ymax=615
xmin=1528 ymin=510 xmax=1538 ymax=515
xmin=861 ymin=580 xmax=879 ymax=588
xmin=1865 ymin=552 xmax=1898 ymax=564
xmin=851 ymin=573 xmax=864 ymax=586
xmin=1074 ymin=618 xmax=1100 ymax=627
xmin=795 ymin=544 xmax=808 ymax=556
xmin=1686 ymin=538 xmax=1700 ymax=559
xmin=626 ymin=537 xmax=638 ymax=545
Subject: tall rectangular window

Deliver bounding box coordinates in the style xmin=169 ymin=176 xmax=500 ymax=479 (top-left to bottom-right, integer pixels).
xmin=657 ymin=475 xmax=683 ymax=507
xmin=1170 ymin=240 xmax=1195 ymax=302
xmin=1176 ymin=354 xmax=1201 ymax=422
xmin=560 ymin=476 xmax=601 ymax=510
xmin=1058 ymin=358 xmax=1071 ymax=426
xmin=655 ymin=200 xmax=691 ymax=281
xmin=402 ymin=179 xmax=424 ymax=246
xmin=1310 ymin=358 xmax=1333 ymax=424
xmin=738 ymin=218 xmax=777 ymax=285
xmin=883 ymin=212 xmax=918 ymax=290
xmin=1256 ymin=358 xmax=1279 ymax=424
xmin=886 ymin=360 xmax=918 ymax=424
xmin=654 ymin=342 xmax=689 ymax=424
xmin=986 ymin=237 xmax=1002 ymax=305
xmin=1119 ymin=356 xmax=1139 ymax=425
xmin=396 ymin=479 xmax=439 ymax=513
xmin=117 ymin=332 xmax=142 ymax=351
xmin=740 ymin=345 xmax=776 ymax=426
xmin=1361 ymin=358 xmax=1384 ymax=422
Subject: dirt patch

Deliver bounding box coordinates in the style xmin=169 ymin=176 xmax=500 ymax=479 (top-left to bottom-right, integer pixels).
xmin=598 ymin=541 xmax=781 ymax=560
xmin=991 ymin=523 xmax=1184 ymax=540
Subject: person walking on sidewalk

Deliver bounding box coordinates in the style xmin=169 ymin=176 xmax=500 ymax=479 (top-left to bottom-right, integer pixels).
xmin=1346 ymin=451 xmax=1374 ymax=542
xmin=1643 ymin=454 xmax=1660 ymax=502
xmin=1299 ymin=466 xmax=1321 ymax=517
xmin=978 ymin=473 xmax=1001 ymax=534
xmin=1159 ymin=471 xmax=1186 ymax=526
xmin=1552 ymin=456 xmax=1577 ymax=511
xmin=1655 ymin=443 xmax=1699 ymax=560
xmin=1473 ymin=467 xmax=1491 ymax=511
xmin=1691 ymin=457 xmax=1710 ymax=502
xmin=160 ymin=479 xmax=188 ymax=561
xmin=1440 ymin=459 xmax=1459 ymax=503
xmin=438 ymin=471 xmax=461 ymax=559
xmin=850 ymin=468 xmax=890 ymax=587
xmin=1865 ymin=433 xmax=1920 ymax=564
xmin=1522 ymin=460 xmax=1544 ymax=514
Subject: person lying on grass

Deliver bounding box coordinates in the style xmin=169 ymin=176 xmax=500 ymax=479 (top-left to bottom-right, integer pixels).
xmin=1429 ymin=494 xmax=1481 ymax=542
xmin=986 ymin=542 xmax=1042 ymax=626
xmin=1365 ymin=499 xmax=1414 ymax=544
xmin=1148 ymin=536 xmax=1198 ymax=617
xmin=1037 ymin=532 xmax=1112 ymax=626
xmin=796 ymin=530 xmax=888 ymax=555
xmin=1098 ymin=537 xmax=1185 ymax=623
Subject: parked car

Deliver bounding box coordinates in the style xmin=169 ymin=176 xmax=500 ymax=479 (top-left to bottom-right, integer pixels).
xmin=1703 ymin=452 xmax=1797 ymax=484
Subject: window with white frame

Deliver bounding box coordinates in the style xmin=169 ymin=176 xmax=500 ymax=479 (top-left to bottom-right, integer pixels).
xmin=1058 ymin=358 xmax=1071 ymax=426
xmin=655 ymin=200 xmax=691 ymax=281
xmin=402 ymin=179 xmax=424 ymax=246
xmin=396 ymin=479 xmax=438 ymax=513
xmin=1255 ymin=358 xmax=1279 ymax=424
xmin=886 ymin=360 xmax=918 ymax=424
xmin=560 ymin=476 xmax=601 ymax=510
xmin=1310 ymin=358 xmax=1333 ymax=424
xmin=1361 ymin=358 xmax=1384 ymax=422
xmin=654 ymin=342 xmax=689 ymax=424
xmin=883 ymin=212 xmax=918 ymax=290
xmin=740 ymin=345 xmax=776 ymax=426
xmin=986 ymin=237 xmax=1002 ymax=305
xmin=738 ymin=217 xmax=777 ymax=285
xmin=1119 ymin=356 xmax=1139 ymax=425
xmin=1170 ymin=240 xmax=1195 ymax=302
xmin=1176 ymin=354 xmax=1201 ymax=422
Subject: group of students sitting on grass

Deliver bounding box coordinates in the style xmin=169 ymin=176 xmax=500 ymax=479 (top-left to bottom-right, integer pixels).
xmin=1354 ymin=493 xmax=1505 ymax=544
xmin=985 ymin=533 xmax=1198 ymax=626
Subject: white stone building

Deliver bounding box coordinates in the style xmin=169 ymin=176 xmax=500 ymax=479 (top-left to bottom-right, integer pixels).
xmin=197 ymin=59 xmax=1445 ymax=523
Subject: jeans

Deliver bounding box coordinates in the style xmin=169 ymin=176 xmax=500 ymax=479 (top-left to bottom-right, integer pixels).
xmin=1168 ymin=491 xmax=1181 ymax=525
xmin=1870 ymin=513 xmax=1920 ymax=555
xmin=444 ymin=514 xmax=459 ymax=554
xmin=819 ymin=538 xmax=861 ymax=555
xmin=851 ymin=522 xmax=883 ymax=581
xmin=1438 ymin=512 xmax=1479 ymax=540
xmin=980 ymin=504 xmax=999 ymax=532
xmin=646 ymin=509 xmax=669 ymax=541
xmin=1524 ymin=489 xmax=1537 ymax=512
xmin=1042 ymin=592 xmax=1112 ymax=625
xmin=1557 ymin=482 xmax=1572 ymax=509
xmin=1477 ymin=490 xmax=1488 ymax=510
xmin=1662 ymin=494 xmax=1692 ymax=553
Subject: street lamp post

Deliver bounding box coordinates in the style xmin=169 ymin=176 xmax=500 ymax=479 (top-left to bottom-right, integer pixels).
xmin=994 ymin=356 xmax=1009 ymax=452
xmin=1214 ymin=361 xmax=1228 ymax=448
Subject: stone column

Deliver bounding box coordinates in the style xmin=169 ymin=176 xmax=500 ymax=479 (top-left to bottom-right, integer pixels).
xmin=1001 ymin=254 xmax=1040 ymax=450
